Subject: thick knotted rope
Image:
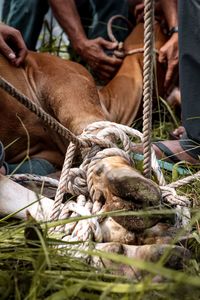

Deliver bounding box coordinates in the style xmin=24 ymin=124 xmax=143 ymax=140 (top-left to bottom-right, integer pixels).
xmin=10 ymin=170 xmax=200 ymax=201
xmin=48 ymin=121 xmax=191 ymax=241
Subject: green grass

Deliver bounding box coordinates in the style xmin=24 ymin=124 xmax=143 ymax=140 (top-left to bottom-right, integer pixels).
xmin=0 ymin=209 xmax=199 ymax=300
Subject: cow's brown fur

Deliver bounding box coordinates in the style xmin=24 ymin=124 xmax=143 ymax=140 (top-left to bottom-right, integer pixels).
xmin=99 ymin=22 xmax=167 ymax=125
xmin=0 ymin=53 xmax=104 ymax=167
xmin=0 ymin=22 xmax=167 ymax=169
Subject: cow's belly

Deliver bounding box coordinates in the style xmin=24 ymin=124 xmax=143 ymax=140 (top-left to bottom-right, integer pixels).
xmin=0 ymin=55 xmax=64 ymax=168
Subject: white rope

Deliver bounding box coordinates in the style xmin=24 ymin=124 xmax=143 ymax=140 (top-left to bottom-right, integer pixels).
xmin=9 ymin=173 xmax=59 ymax=187
xmin=48 ymin=121 xmax=193 ymax=260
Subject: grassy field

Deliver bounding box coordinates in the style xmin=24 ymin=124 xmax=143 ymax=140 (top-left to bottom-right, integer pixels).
xmin=0 ymin=202 xmax=199 ymax=299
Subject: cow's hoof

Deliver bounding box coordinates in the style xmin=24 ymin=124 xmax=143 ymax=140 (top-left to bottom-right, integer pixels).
xmin=123 ymin=244 xmax=190 ymax=270
xmin=92 ymin=156 xmax=161 ymax=231
xmin=100 ymin=217 xmax=136 ymax=244
xmin=137 ymin=222 xmax=177 ymax=245
xmin=137 ymin=223 xmax=196 ymax=247
xmin=92 ymin=242 xmax=190 ymax=278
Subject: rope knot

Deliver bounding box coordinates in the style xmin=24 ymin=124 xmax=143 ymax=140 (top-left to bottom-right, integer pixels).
xmin=160 ymin=186 xmax=191 ymax=207
xmin=66 ymin=168 xmax=88 ymax=196
xmin=113 ymin=42 xmax=125 ymax=59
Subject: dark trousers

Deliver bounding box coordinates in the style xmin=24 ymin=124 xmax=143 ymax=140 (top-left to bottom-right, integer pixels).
xmin=2 ymin=0 xmax=49 ymax=50
xmin=87 ymin=0 xmax=129 ymax=41
xmin=179 ymin=0 xmax=200 ymax=158
xmin=2 ymin=0 xmax=129 ymax=51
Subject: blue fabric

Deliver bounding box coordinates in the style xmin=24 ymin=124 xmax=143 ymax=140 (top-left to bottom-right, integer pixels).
xmin=2 ymin=0 xmax=129 ymax=51
xmin=77 ymin=0 xmax=129 ymax=41
xmin=6 ymin=158 xmax=56 ymax=176
xmin=87 ymin=0 xmax=129 ymax=41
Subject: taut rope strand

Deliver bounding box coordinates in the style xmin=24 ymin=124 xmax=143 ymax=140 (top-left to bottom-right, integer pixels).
xmin=142 ymin=0 xmax=155 ymax=178
xmin=0 ymin=76 xmax=82 ymax=147
xmin=168 ymin=171 xmax=200 ymax=189
xmin=126 ymin=48 xmax=158 ymax=56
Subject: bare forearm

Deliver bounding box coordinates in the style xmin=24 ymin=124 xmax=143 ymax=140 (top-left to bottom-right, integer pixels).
xmin=158 ymin=0 xmax=178 ymax=89
xmin=49 ymin=0 xmax=87 ymax=52
xmin=160 ymin=0 xmax=178 ymax=29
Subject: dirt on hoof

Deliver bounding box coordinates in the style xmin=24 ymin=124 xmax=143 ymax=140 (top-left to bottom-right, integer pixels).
xmin=92 ymin=242 xmax=190 ymax=278
xmin=92 ymin=156 xmax=162 ymax=231
xmin=123 ymin=244 xmax=191 ymax=270
xmin=137 ymin=222 xmax=178 ymax=245
xmin=100 ymin=217 xmax=136 ymax=244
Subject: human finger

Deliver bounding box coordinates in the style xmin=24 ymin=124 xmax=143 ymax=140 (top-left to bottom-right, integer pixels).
xmin=97 ymin=37 xmax=118 ymax=50
xmin=9 ymin=30 xmax=27 ymax=66
xmin=0 ymin=36 xmax=17 ymax=64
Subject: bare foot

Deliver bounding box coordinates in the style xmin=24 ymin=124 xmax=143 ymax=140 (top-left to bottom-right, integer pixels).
xmin=153 ymin=140 xmax=200 ymax=164
xmin=131 ymin=140 xmax=199 ymax=164
xmin=170 ymin=126 xmax=185 ymax=140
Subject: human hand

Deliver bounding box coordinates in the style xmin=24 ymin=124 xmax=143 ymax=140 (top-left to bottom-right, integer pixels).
xmin=76 ymin=37 xmax=123 ymax=80
xmin=134 ymin=3 xmax=145 ymax=23
xmin=158 ymin=32 xmax=178 ymax=89
xmin=0 ymin=23 xmax=27 ymax=66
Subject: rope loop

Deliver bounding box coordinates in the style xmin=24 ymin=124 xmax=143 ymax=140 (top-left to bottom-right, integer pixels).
xmin=160 ymin=186 xmax=191 ymax=207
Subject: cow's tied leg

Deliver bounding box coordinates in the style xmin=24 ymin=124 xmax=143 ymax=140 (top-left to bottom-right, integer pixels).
xmin=92 ymin=156 xmax=162 ymax=232
xmin=90 ymin=155 xmax=190 ymax=275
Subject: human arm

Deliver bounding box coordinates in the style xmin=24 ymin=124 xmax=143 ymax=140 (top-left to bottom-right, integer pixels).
xmin=0 ymin=23 xmax=27 ymax=66
xmin=49 ymin=0 xmax=122 ymax=80
xmin=159 ymin=0 xmax=178 ymax=88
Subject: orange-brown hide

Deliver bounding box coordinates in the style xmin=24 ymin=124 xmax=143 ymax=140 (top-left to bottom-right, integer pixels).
xmin=0 ymin=22 xmax=167 ymax=169
xmin=0 ymin=53 xmax=104 ymax=168
xmin=99 ymin=22 xmax=167 ymax=126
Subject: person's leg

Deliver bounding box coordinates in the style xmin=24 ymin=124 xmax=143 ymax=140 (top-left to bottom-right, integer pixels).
xmin=69 ymin=0 xmax=93 ymax=64
xmin=88 ymin=0 xmax=129 ymax=41
xmin=179 ymin=0 xmax=200 ymax=158
xmin=0 ymin=139 xmax=55 ymax=176
xmin=144 ymin=0 xmax=200 ymax=164
xmin=2 ymin=0 xmax=11 ymax=21
xmin=6 ymin=159 xmax=56 ymax=176
xmin=75 ymin=0 xmax=93 ymax=37
xmin=2 ymin=0 xmax=49 ymax=50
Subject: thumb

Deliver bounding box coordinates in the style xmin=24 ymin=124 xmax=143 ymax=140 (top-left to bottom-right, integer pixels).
xmin=0 ymin=38 xmax=16 ymax=63
xmin=98 ymin=38 xmax=118 ymax=50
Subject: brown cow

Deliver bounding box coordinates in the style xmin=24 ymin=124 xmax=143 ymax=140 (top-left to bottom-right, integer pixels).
xmin=0 ymin=22 xmax=189 ymax=273
xmin=0 ymin=22 xmax=166 ymax=169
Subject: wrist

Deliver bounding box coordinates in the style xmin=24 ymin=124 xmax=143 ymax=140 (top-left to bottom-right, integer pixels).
xmin=71 ymin=36 xmax=88 ymax=54
xmin=168 ymin=26 xmax=178 ymax=37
